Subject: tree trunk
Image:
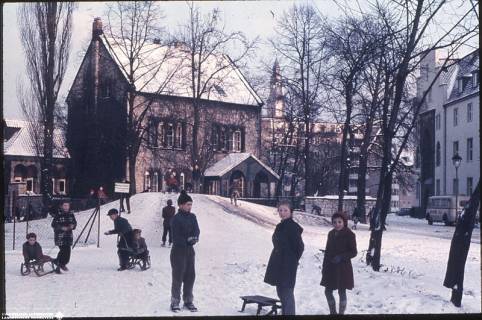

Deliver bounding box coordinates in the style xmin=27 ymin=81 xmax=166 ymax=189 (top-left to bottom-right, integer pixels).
xmin=338 ymin=81 xmax=353 ymax=212
xmin=443 ymin=181 xmax=480 ymax=307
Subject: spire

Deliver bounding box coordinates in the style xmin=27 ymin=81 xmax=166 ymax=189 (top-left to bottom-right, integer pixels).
xmin=265 ymin=59 xmax=284 ymax=118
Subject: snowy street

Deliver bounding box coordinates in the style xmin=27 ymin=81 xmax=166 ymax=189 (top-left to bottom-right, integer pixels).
xmin=4 ymin=193 xmax=481 ymax=316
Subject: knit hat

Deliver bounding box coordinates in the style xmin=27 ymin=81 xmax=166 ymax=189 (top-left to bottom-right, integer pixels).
xmin=107 ymin=208 xmax=119 ymax=216
xmin=177 ymin=190 xmax=193 ymax=205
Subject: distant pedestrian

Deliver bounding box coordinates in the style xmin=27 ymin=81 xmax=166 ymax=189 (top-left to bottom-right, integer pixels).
xmin=162 ymin=199 xmax=175 ymax=247
xmin=352 ymin=207 xmax=360 ymax=230
xmin=231 ymin=189 xmax=240 ymax=206
xmin=170 ymin=190 xmax=200 ymax=312
xmin=98 ymin=186 xmax=108 ymax=205
xmin=120 ymin=180 xmax=131 ymax=214
xmin=321 ymin=212 xmax=357 ymax=315
xmin=104 ymin=208 xmax=133 ymax=271
xmin=51 ymin=200 xmax=77 ymax=273
xmin=264 ymin=200 xmax=304 ymax=315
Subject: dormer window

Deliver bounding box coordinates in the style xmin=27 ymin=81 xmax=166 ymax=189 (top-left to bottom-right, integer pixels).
xmin=457 ymin=78 xmax=464 ymax=93
xmin=473 ymin=71 xmax=479 ymax=87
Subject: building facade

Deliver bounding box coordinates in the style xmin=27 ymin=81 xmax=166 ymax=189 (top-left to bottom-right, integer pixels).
xmin=66 ymin=18 xmax=274 ymax=197
xmin=416 ymin=49 xmax=479 ymax=208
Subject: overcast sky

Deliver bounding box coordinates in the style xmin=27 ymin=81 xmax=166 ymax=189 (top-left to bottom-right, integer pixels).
xmin=2 ymin=1 xmax=478 ymax=120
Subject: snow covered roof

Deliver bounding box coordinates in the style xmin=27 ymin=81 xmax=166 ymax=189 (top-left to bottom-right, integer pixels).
xmin=3 ymin=119 xmax=69 ymax=159
xmin=446 ymin=49 xmax=479 ymax=104
xmin=204 ymin=153 xmax=280 ymax=179
xmin=99 ymin=35 xmax=263 ymax=107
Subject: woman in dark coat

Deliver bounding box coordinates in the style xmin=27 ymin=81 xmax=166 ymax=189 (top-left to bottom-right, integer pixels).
xmin=321 ymin=212 xmax=357 ymax=315
xmin=264 ymin=200 xmax=304 ymax=315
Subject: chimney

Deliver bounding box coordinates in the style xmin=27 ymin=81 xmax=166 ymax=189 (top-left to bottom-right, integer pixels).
xmin=92 ymin=17 xmax=103 ymax=39
xmin=153 ymin=38 xmax=160 ymax=45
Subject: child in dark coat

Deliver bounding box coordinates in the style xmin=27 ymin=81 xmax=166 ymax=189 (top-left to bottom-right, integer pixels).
xmin=321 ymin=212 xmax=357 ymax=315
xmin=22 ymin=233 xmax=53 ymax=264
xmin=264 ymin=200 xmax=304 ymax=315
xmin=131 ymin=229 xmax=149 ymax=260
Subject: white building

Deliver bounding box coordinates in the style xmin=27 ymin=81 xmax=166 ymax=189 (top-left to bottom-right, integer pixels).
xmin=417 ymin=49 xmax=479 ymax=204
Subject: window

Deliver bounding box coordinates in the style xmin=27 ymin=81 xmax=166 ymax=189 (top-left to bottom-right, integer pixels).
xmin=453 ymin=141 xmax=459 ymax=157
xmin=467 ymin=177 xmax=473 ymax=196
xmin=26 ymin=178 xmax=33 ymax=192
xmin=458 ymin=78 xmax=464 ymax=93
xmin=158 ymin=121 xmax=164 ymax=146
xmin=436 ymin=179 xmax=440 ymax=196
xmin=100 ymin=81 xmax=111 ymax=98
xmin=473 ymin=72 xmax=479 ymax=87
xmin=453 ymin=108 xmax=458 ymax=126
xmin=166 ymin=123 xmax=174 ymax=147
xmin=453 ymin=178 xmax=458 ymax=195
xmin=227 ymin=129 xmax=233 ymax=151
xmin=152 ymin=172 xmax=158 ymax=192
xmin=467 ymin=138 xmax=473 ymax=161
xmin=220 ymin=128 xmax=226 ymax=151
xmin=52 ymin=178 xmax=56 ymax=194
xmin=144 ymin=172 xmax=151 ymax=191
xmin=233 ymin=130 xmax=242 ymax=152
xmin=180 ymin=173 xmax=185 ymax=190
xmin=467 ymin=103 xmax=473 ymax=122
xmin=212 ymin=127 xmax=218 ymax=151
xmin=58 ymin=179 xmax=66 ymax=195
xmin=175 ymin=124 xmax=182 ymax=148
xmin=427 ymin=89 xmax=432 ymax=102
xmin=436 ymin=142 xmax=441 ymax=167
xmin=435 ymin=114 xmax=441 ymax=130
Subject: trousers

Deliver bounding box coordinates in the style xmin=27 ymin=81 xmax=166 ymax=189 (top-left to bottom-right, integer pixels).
xmin=170 ymin=246 xmax=195 ymax=305
xmin=276 ymin=286 xmax=295 ymax=315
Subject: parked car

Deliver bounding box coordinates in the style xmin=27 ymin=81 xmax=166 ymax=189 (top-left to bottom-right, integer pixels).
xmin=426 ymin=195 xmax=470 ymax=226
xmin=397 ymin=208 xmax=411 ymax=216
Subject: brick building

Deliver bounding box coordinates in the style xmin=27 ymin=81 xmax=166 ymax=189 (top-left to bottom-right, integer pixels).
xmin=66 ymin=18 xmax=277 ymax=197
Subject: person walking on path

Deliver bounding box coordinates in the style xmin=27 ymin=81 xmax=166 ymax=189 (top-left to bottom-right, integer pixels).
xmin=264 ymin=200 xmax=304 ymax=315
xmin=162 ymin=199 xmax=175 ymax=247
xmin=51 ymin=200 xmax=77 ymax=273
xmin=170 ymin=190 xmax=200 ymax=312
xmin=321 ymin=211 xmax=357 ymax=315
xmin=119 ymin=180 xmax=131 ymax=213
xmin=104 ymin=208 xmax=133 ymax=271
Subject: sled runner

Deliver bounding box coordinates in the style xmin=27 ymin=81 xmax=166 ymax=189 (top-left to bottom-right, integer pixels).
xmin=239 ymin=295 xmax=281 ymax=316
xmin=20 ymin=260 xmax=56 ymax=277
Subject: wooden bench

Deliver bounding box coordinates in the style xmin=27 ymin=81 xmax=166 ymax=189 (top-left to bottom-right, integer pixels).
xmin=239 ymin=295 xmax=282 ymax=316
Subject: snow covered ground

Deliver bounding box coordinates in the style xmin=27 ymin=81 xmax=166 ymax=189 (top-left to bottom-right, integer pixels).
xmin=4 ymin=193 xmax=481 ymax=316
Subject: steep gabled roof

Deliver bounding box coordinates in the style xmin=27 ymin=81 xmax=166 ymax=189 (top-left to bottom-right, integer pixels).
xmin=446 ymin=49 xmax=480 ymax=104
xmin=99 ymin=35 xmax=263 ymax=107
xmin=204 ymin=153 xmax=280 ymax=179
xmin=3 ymin=119 xmax=69 ymax=159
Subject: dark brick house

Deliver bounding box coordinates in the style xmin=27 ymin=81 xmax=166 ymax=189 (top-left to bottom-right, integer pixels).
xmin=66 ymin=18 xmax=275 ymax=197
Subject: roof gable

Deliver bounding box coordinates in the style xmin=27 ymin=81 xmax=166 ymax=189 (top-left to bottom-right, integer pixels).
xmin=204 ymin=153 xmax=279 ymax=179
xmin=99 ymin=35 xmax=263 ymax=107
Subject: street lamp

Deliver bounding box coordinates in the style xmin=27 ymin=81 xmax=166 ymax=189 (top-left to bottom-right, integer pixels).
xmin=452 ymin=153 xmax=462 ymax=220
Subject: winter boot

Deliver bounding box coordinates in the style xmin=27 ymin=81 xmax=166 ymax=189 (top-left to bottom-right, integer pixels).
xmin=161 ymin=242 xmax=166 ymax=247
xmin=170 ymin=303 xmax=181 ymax=312
xmin=183 ymin=302 xmax=198 ymax=312
xmin=339 ymin=299 xmax=347 ymax=315
xmin=327 ymin=300 xmax=337 ymax=315
xmin=54 ymin=266 xmax=62 ymax=274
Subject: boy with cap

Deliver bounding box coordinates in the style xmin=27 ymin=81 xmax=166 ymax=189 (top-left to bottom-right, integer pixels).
xmin=170 ymin=190 xmax=200 ymax=312
xmin=104 ymin=208 xmax=133 ymax=271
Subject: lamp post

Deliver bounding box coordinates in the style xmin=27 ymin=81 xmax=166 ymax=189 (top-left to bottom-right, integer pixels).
xmin=452 ymin=153 xmax=462 ymax=221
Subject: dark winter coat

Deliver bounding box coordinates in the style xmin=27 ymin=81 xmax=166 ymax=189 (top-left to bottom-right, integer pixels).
xmin=51 ymin=211 xmax=77 ymax=247
xmin=106 ymin=216 xmax=133 ymax=248
xmin=132 ymin=237 xmax=148 ymax=255
xmin=22 ymin=242 xmax=43 ymax=261
xmin=320 ymin=227 xmax=357 ymax=290
xmin=170 ymin=209 xmax=200 ymax=248
xmin=162 ymin=205 xmax=176 ymax=227
xmin=264 ymin=218 xmax=304 ymax=288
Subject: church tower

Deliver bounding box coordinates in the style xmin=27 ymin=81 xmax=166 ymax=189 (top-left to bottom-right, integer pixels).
xmin=265 ymin=59 xmax=285 ymax=118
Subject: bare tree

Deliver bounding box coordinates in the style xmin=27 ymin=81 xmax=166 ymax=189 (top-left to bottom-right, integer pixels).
xmin=270 ymin=3 xmax=328 ymax=196
xmin=18 ymin=2 xmax=75 ymax=206
xmin=103 ymin=1 xmax=180 ymax=194
xmin=173 ymin=2 xmax=258 ymax=192
xmin=361 ymin=0 xmax=479 ymax=271
xmin=324 ymin=15 xmax=379 ymax=211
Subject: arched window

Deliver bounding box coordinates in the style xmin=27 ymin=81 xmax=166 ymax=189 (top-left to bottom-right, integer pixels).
xmin=436 ymin=142 xmax=441 ymax=167
xmin=152 ymin=172 xmax=159 ymax=192
xmin=144 ymin=171 xmax=151 ymax=191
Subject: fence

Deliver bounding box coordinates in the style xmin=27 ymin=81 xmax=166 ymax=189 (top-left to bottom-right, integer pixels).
xmin=238 ymin=197 xmax=305 ymax=210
